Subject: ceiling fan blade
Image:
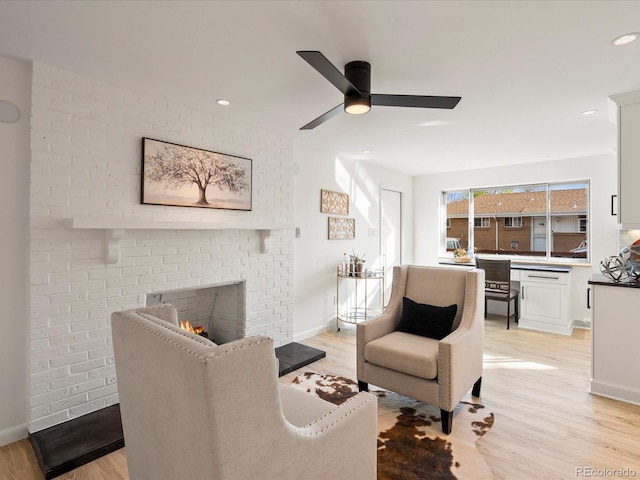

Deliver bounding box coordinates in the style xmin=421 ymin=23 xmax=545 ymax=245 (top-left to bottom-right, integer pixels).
xmin=300 ymin=103 xmax=344 ymax=130
xmin=297 ymin=51 xmax=361 ymax=97
xmin=371 ymin=94 xmax=461 ymax=109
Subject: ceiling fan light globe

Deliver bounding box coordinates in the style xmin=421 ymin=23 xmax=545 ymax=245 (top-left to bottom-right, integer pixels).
xmin=345 ymin=104 xmax=371 ymax=115
xmin=344 ymin=97 xmax=371 ymax=115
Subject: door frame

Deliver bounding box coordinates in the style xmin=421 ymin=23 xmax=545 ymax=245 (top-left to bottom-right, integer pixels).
xmin=380 ymin=187 xmax=403 ymax=304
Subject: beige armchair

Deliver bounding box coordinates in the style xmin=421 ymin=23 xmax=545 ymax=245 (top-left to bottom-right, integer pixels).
xmin=112 ymin=305 xmax=378 ymax=480
xmin=357 ymin=265 xmax=484 ymax=434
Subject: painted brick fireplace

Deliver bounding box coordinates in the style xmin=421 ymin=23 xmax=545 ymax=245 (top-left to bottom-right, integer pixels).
xmin=28 ymin=63 xmax=294 ymax=432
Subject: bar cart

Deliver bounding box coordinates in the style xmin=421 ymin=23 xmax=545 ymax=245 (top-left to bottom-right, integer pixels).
xmin=336 ymin=267 xmax=384 ymax=331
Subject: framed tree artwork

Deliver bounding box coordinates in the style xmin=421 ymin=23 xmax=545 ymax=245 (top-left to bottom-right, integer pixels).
xmin=141 ymin=138 xmax=252 ymax=211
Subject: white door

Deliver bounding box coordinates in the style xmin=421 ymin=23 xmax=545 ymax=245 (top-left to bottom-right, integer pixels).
xmin=531 ymin=217 xmax=547 ymax=252
xmin=381 ymin=189 xmax=402 ymax=305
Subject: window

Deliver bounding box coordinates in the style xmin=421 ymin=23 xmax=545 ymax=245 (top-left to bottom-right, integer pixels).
xmin=474 ymin=217 xmax=490 ymax=228
xmin=504 ymin=217 xmax=522 ymax=228
xmin=579 ymin=218 xmax=587 ymax=233
xmin=443 ymin=191 xmax=469 ymax=252
xmin=443 ymin=181 xmax=589 ymax=261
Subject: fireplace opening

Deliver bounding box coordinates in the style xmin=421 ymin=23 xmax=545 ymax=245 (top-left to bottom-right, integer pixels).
xmin=146 ymin=281 xmax=246 ymax=344
xmin=179 ymin=320 xmax=209 ymax=339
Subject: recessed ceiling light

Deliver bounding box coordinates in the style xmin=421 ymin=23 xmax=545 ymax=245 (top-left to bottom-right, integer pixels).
xmin=611 ymin=33 xmax=639 ymax=46
xmin=0 ymin=100 xmax=21 ymax=123
xmin=216 ymin=99 xmax=230 ymax=106
xmin=362 ymin=150 xmax=371 ymax=154
xmin=542 ymin=156 xmax=551 ymax=160
xmin=582 ymin=109 xmax=597 ymax=116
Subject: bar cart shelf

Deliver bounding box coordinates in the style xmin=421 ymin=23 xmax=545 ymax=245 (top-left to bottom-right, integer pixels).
xmin=336 ymin=267 xmax=385 ymax=331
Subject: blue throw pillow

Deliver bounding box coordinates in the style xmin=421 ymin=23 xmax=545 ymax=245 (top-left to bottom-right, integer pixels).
xmin=396 ymin=297 xmax=457 ymax=340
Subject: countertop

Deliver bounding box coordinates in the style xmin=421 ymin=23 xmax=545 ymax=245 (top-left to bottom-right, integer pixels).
xmin=439 ymin=260 xmax=572 ymax=273
xmin=588 ymin=273 xmax=640 ymax=289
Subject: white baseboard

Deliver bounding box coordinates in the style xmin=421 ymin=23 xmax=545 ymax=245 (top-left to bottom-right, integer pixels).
xmin=0 ymin=423 xmax=28 ymax=447
xmin=518 ymin=319 xmax=573 ymax=335
xmin=293 ymin=319 xmax=335 ymax=342
xmin=573 ymin=317 xmax=591 ymax=329
xmin=590 ymin=380 xmax=640 ymax=406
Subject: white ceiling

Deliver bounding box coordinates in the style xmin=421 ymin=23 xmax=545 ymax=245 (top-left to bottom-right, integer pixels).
xmin=1 ymin=1 xmax=639 ymax=176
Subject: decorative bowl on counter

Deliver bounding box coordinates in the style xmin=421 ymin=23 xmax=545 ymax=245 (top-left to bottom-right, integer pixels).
xmin=600 ymin=244 xmax=640 ymax=282
xmin=619 ymin=244 xmax=640 ymax=278
xmin=599 ymin=256 xmax=631 ymax=282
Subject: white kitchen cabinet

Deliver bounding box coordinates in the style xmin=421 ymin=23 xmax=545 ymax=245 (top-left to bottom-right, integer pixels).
xmin=610 ymin=90 xmax=640 ymax=229
xmin=519 ymin=270 xmax=572 ymax=335
xmin=589 ymin=278 xmax=640 ymax=406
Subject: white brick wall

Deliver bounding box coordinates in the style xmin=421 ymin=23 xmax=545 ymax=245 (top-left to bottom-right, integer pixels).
xmin=29 ymin=63 xmax=294 ymax=432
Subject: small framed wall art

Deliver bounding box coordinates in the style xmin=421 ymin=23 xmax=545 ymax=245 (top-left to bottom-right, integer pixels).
xmin=321 ymin=189 xmax=349 ymax=215
xmin=328 ymin=217 xmax=356 ymax=240
xmin=141 ymin=137 xmax=252 ymax=211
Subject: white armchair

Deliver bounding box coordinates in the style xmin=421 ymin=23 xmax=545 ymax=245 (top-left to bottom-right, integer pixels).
xmin=357 ymin=265 xmax=484 ymax=434
xmin=112 ymin=305 xmax=378 ymax=480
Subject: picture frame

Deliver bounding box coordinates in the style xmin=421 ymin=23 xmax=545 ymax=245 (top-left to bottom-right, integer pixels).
xmin=321 ymin=189 xmax=349 ymax=215
xmin=328 ymin=217 xmax=356 ymax=240
xmin=141 ymin=137 xmax=252 ymax=211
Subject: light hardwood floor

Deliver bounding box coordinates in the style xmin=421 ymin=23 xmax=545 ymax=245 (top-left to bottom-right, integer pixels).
xmin=2 ymin=317 xmax=640 ymax=480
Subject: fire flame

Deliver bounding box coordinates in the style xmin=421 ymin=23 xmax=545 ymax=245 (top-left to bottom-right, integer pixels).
xmin=179 ymin=320 xmax=204 ymax=335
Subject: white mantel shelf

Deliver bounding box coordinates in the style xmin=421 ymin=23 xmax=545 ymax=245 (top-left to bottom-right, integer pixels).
xmin=66 ymin=218 xmax=294 ymax=263
xmin=66 ymin=217 xmax=293 ymax=231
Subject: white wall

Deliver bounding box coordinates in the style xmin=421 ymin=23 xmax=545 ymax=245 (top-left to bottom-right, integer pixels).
xmin=28 ymin=63 xmax=294 ymax=432
xmin=293 ymin=142 xmax=413 ymax=339
xmin=413 ymin=154 xmax=620 ymax=326
xmin=0 ymin=56 xmax=31 ymax=446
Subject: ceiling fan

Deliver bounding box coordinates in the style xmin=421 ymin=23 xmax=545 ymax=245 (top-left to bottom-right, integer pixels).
xmin=297 ymin=50 xmax=461 ymax=130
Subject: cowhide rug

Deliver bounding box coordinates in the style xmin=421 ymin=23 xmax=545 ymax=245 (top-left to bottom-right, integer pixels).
xmin=289 ymin=372 xmax=494 ymax=480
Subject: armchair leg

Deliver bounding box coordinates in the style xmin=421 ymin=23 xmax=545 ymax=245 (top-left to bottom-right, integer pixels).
xmin=472 ymin=376 xmax=482 ymax=397
xmin=440 ymin=409 xmax=453 ymax=434
xmin=358 ymin=380 xmax=368 ymax=392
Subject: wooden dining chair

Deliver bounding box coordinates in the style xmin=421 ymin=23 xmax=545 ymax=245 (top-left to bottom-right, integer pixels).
xmin=475 ymin=258 xmax=519 ymax=329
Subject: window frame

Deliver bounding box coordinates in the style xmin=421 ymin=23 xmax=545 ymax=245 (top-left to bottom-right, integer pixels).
xmin=504 ymin=216 xmax=522 ymax=228
xmin=579 ymin=218 xmax=587 ymax=233
xmin=474 ymin=217 xmax=491 ymax=228
xmin=442 ymin=180 xmax=590 ymax=263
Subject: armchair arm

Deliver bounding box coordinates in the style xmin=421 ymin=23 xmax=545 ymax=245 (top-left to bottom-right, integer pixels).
xmin=280 ymin=392 xmax=378 ymax=479
xmin=295 ymin=391 xmax=377 ymax=436
xmin=357 ymin=309 xmax=397 ymax=343
xmin=438 ymin=270 xmax=485 ymax=411
xmin=357 ymin=309 xmax=398 ymax=380
xmin=130 ymin=303 xmax=179 ymax=325
xmin=357 ymin=265 xmax=407 ymax=380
